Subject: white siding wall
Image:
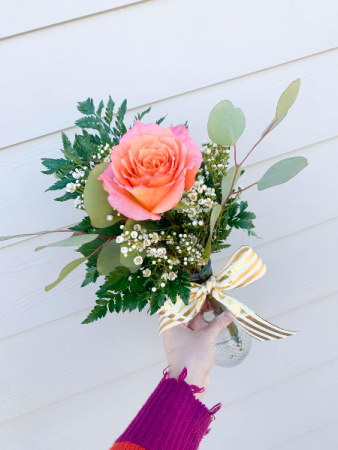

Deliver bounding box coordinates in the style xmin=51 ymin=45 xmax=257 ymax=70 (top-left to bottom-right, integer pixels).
xmin=1 ymin=1 xmax=338 ymax=448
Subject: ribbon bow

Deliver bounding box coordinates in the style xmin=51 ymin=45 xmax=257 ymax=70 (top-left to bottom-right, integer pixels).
xmin=158 ymin=245 xmax=297 ymax=341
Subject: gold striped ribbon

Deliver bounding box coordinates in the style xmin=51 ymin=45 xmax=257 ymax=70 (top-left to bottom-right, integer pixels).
xmin=158 ymin=245 xmax=297 ymax=341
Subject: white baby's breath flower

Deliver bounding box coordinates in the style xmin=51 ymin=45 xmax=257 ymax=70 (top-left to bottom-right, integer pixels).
xmin=106 ymin=215 xmax=114 ymax=221
xmin=66 ymin=183 xmax=77 ymax=193
xmin=121 ymin=247 xmax=128 ymax=254
xmin=168 ymin=272 xmax=177 ymax=281
xmin=161 ymin=273 xmax=169 ymax=280
xmin=116 ymin=236 xmax=124 ymax=243
xmin=134 ymin=224 xmax=142 ymax=231
xmin=143 ymin=269 xmax=151 ymax=277
xmin=151 ymin=233 xmax=159 ymax=243
xmin=148 ymin=248 xmax=157 ymax=256
xmin=131 ymin=231 xmax=138 ymax=239
xmin=134 ymin=256 xmax=143 ymax=265
xmin=143 ymin=239 xmax=151 ymax=247
xmin=188 ymin=192 xmax=198 ymax=202
xmin=157 ymin=248 xmax=166 ymax=257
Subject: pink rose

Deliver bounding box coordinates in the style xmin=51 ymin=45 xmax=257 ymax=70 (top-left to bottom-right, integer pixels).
xmin=98 ymin=121 xmax=202 ymax=220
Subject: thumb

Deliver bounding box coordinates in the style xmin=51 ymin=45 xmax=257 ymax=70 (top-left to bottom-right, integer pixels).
xmin=205 ymin=311 xmax=233 ymax=339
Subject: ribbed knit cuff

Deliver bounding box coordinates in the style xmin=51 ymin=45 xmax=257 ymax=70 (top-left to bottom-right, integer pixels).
xmin=113 ymin=367 xmax=221 ymax=450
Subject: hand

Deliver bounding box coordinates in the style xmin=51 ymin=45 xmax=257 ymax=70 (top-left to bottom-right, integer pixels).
xmin=163 ymin=311 xmax=233 ymax=400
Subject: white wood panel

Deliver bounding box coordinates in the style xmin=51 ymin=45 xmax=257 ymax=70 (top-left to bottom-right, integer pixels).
xmin=0 ymin=293 xmax=336 ymax=448
xmin=2 ymin=46 xmax=338 ymax=243
xmin=1 ymin=0 xmax=338 ymax=148
xmin=270 ymin=420 xmax=338 ymax=450
xmin=0 ymin=212 xmax=337 ymax=340
xmin=0 ymin=0 xmax=146 ymax=39
xmin=207 ymin=359 xmax=338 ymax=450
xmin=0 ymin=219 xmax=337 ymax=421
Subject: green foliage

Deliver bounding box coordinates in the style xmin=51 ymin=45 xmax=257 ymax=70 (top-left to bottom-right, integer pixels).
xmin=81 ymin=262 xmax=99 ymax=287
xmin=228 ymin=201 xmax=256 ymax=232
xmin=257 ymin=156 xmax=307 ymax=190
xmin=208 ymin=100 xmax=246 ymax=145
xmin=134 ymin=107 xmax=151 ymax=123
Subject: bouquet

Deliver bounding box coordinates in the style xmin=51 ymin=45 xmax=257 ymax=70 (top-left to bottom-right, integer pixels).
xmin=2 ymin=80 xmax=307 ymax=343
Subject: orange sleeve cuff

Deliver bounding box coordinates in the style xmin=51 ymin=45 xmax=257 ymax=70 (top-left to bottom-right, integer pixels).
xmin=111 ymin=442 xmax=145 ymax=450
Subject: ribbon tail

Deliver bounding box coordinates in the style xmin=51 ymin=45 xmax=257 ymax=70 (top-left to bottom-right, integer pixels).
xmin=214 ymin=293 xmax=298 ymax=341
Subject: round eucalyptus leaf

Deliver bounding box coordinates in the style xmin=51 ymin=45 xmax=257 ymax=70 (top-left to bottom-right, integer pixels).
xmin=207 ymin=100 xmax=246 ymax=145
xmin=84 ymin=163 xmax=117 ymax=228
xmin=35 ymin=234 xmax=99 ymax=252
xmin=261 ymin=113 xmax=287 ymax=137
xmin=97 ymin=240 xmax=121 ymax=276
xmin=257 ymin=156 xmax=308 ymax=191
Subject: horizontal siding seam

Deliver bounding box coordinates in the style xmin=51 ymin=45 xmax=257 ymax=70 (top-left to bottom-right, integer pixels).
xmin=1 ymin=46 xmax=337 ymax=151
xmin=0 ymin=0 xmax=152 ymax=42
xmin=1 ymin=347 xmax=337 ymax=429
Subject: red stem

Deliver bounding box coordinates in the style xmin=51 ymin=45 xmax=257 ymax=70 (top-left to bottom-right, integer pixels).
xmin=232 ymin=182 xmax=257 ymax=195
xmin=240 ymin=118 xmax=277 ymax=166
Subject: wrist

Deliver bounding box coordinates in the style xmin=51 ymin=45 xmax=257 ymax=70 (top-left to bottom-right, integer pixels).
xmin=168 ymin=363 xmax=209 ymax=400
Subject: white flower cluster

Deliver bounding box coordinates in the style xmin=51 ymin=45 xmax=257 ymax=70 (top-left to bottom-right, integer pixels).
xmin=199 ymin=140 xmax=231 ymax=184
xmin=176 ymin=233 xmax=205 ymax=266
xmin=93 ymin=143 xmax=112 ymax=163
xmin=178 ymin=177 xmax=218 ymax=226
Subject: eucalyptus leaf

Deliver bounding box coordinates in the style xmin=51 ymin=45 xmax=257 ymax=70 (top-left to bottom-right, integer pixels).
xmin=203 ymin=204 xmax=222 ymax=260
xmin=97 ymin=240 xmax=121 ymax=276
xmin=207 ymin=100 xmax=246 ymax=145
xmin=45 ymin=257 xmax=87 ymax=292
xmin=173 ymin=200 xmax=196 ymax=210
xmin=124 ymin=218 xmax=170 ymax=232
xmin=35 ymin=234 xmax=99 ymax=251
xmin=262 ymin=79 xmax=301 ymax=137
xmin=276 ymin=79 xmax=301 ymax=118
xmin=221 ymin=166 xmax=242 ymax=205
xmin=257 ymin=156 xmax=308 ymax=191
xmin=84 ymin=162 xmax=117 ymax=228
xmin=120 ymin=246 xmax=146 ymax=270
xmin=0 ymin=230 xmax=51 ymax=241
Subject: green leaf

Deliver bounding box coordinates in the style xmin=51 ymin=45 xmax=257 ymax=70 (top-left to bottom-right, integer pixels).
xmin=261 ymin=113 xmax=287 ymax=137
xmin=108 ymin=300 xmax=115 ymax=313
xmin=77 ymin=98 xmax=95 ymax=115
xmin=203 ymin=204 xmax=222 ymax=260
xmin=124 ymin=218 xmax=170 ymax=232
xmin=96 ymin=100 xmax=104 ymax=117
xmin=0 ymin=230 xmax=50 ymax=242
xmin=82 ymin=304 xmax=107 ymax=324
xmin=262 ymin=79 xmax=301 ymax=136
xmin=45 ymin=257 xmax=87 ymax=292
xmin=115 ymin=294 xmax=123 ymax=313
xmin=221 ymin=166 xmax=242 ymax=205
xmin=173 ymin=200 xmax=196 ymax=210
xmin=107 ymin=266 xmax=131 ymax=283
xmin=207 ymin=100 xmax=246 ymax=145
xmin=156 ymin=114 xmax=168 ymax=125
xmin=97 ymin=239 xmax=121 ymax=276
xmin=120 ymin=247 xmax=146 ymax=270
xmin=104 ymin=96 xmax=115 ymax=126
xmin=35 ymin=234 xmax=99 ymax=252
xmin=81 ymin=264 xmax=99 ymax=287
xmin=134 ymin=107 xmax=151 ymax=122
xmin=55 ymin=192 xmax=78 ymax=202
xmin=83 ymin=162 xmax=117 ymax=228
xmin=45 ymin=177 xmax=72 ymax=192
xmin=276 ymin=79 xmax=301 ymax=118
xmin=257 ymin=156 xmax=308 ymax=191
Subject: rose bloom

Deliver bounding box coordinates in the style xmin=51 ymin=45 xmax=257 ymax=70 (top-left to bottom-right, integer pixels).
xmin=98 ymin=121 xmax=202 ymax=220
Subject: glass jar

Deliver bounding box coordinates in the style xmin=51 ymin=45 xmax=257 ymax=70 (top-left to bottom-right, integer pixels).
xmin=189 ymin=260 xmax=251 ymax=368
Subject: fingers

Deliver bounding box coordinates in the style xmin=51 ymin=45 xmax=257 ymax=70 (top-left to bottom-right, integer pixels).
xmin=205 ymin=311 xmax=233 ymax=339
xmin=187 ymin=313 xmax=205 ymax=331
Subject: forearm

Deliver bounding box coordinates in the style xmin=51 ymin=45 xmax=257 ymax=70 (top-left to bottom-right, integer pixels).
xmin=111 ymin=368 xmax=221 ymax=450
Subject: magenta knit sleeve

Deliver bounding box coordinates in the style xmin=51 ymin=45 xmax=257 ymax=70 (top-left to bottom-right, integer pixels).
xmin=111 ymin=367 xmax=222 ymax=450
